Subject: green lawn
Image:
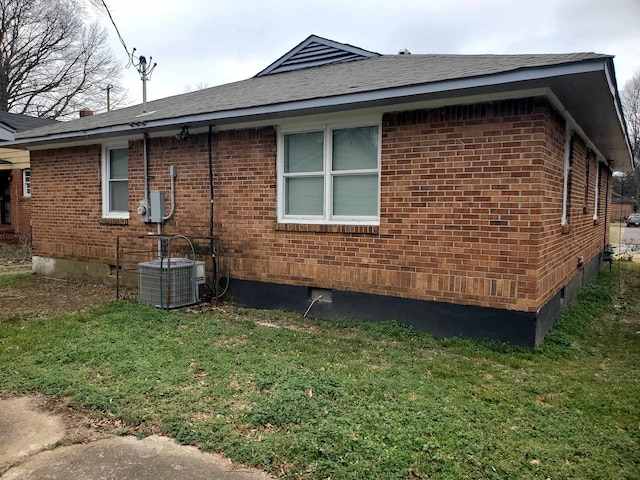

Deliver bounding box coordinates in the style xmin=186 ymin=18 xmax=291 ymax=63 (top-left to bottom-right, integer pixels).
xmin=1 ymin=265 xmax=639 ymax=479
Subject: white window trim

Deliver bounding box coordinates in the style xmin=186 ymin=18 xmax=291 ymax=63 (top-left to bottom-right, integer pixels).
xmin=22 ymin=169 xmax=31 ymax=198
xmin=277 ymin=120 xmax=381 ymax=225
xmin=101 ymin=144 xmax=129 ymax=219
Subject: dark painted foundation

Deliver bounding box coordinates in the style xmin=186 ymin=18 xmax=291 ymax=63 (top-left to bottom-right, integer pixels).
xmin=228 ymin=254 xmax=606 ymax=347
xmin=535 ymin=253 xmax=603 ymax=344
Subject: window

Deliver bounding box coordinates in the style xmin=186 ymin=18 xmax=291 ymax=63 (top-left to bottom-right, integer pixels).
xmin=102 ymin=145 xmax=129 ymax=218
xmin=278 ymin=124 xmax=380 ymax=224
xmin=23 ymin=169 xmax=31 ymax=197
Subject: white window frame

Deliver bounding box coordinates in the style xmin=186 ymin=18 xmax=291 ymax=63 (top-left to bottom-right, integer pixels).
xmin=101 ymin=144 xmax=129 ymax=219
xmin=277 ymin=120 xmax=381 ymax=225
xmin=22 ymin=169 xmax=31 ymax=197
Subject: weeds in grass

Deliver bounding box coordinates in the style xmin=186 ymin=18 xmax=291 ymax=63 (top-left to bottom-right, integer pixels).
xmin=1 ymin=266 xmax=639 ymax=479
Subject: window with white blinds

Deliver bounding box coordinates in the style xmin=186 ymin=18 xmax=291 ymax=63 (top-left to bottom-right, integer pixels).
xmin=279 ymin=124 xmax=380 ymax=224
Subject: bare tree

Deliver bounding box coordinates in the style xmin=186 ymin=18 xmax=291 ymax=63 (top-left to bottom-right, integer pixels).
xmin=0 ymin=0 xmax=126 ymax=120
xmin=622 ymin=71 xmax=640 ymax=165
xmin=183 ymin=82 xmax=211 ymax=94
xmin=621 ymin=69 xmax=640 ymax=207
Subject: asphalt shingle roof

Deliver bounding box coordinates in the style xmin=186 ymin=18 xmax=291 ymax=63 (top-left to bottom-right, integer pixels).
xmin=14 ymin=52 xmax=609 ymax=140
xmin=0 ymin=111 xmax=57 ymax=132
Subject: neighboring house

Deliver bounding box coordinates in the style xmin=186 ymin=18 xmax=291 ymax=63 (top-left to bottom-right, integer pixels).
xmin=8 ymin=35 xmax=632 ymax=345
xmin=612 ymin=192 xmax=636 ymax=221
xmin=0 ymin=112 xmax=57 ymax=242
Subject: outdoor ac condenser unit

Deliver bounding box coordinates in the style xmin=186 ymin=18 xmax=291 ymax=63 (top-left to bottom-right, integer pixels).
xmin=138 ymin=258 xmax=203 ymax=309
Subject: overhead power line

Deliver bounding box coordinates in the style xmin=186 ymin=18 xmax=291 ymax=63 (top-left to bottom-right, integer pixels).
xmin=101 ymin=0 xmax=130 ymax=56
xmin=99 ymin=0 xmax=157 ymax=112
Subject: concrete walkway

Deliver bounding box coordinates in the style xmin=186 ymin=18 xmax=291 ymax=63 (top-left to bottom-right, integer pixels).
xmin=1 ymin=396 xmax=274 ymax=480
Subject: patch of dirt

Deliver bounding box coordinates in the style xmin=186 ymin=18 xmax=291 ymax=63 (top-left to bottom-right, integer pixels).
xmin=0 ymin=244 xmax=31 ymax=274
xmin=0 ymin=244 xmax=136 ymax=319
xmin=0 ymin=243 xmax=134 ymax=322
xmin=0 ymin=260 xmax=31 ymax=275
xmin=0 ymin=276 xmax=123 ymax=320
xmin=27 ymin=394 xmax=120 ymax=445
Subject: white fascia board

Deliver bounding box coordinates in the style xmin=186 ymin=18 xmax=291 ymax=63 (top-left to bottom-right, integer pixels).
xmin=604 ymin=60 xmax=634 ymax=162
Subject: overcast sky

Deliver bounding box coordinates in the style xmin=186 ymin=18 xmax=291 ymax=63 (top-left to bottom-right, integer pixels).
xmin=97 ymin=0 xmax=640 ymax=109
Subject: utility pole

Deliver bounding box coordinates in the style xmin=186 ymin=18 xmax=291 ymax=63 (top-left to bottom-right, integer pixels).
xmin=105 ymin=84 xmax=112 ymax=111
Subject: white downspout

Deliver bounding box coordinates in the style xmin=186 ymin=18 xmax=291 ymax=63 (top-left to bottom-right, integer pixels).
xmin=593 ymin=158 xmax=602 ymax=221
xmin=561 ymin=124 xmax=574 ymax=226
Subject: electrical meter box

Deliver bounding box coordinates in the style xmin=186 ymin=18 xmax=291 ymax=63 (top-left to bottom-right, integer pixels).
xmin=150 ymin=190 xmax=165 ymax=223
xmin=138 ymin=198 xmax=150 ymax=222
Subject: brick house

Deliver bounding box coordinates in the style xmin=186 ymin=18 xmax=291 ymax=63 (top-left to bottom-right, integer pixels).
xmin=9 ymin=36 xmax=632 ymax=345
xmin=0 ymin=112 xmax=57 ymax=242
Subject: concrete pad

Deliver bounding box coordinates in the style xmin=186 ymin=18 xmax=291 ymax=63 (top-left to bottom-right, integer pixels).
xmin=1 ymin=396 xmax=274 ymax=480
xmin=3 ymin=435 xmax=274 ymax=480
xmin=0 ymin=396 xmax=65 ymax=470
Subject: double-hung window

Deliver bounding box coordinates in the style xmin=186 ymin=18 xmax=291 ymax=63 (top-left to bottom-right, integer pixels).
xmin=102 ymin=145 xmax=129 ymax=218
xmin=278 ymin=123 xmax=380 ymax=224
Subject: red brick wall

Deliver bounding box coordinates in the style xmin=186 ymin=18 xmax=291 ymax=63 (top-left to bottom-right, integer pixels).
xmin=31 ymin=146 xmax=132 ymax=261
xmin=30 ymin=97 xmax=611 ymax=313
xmin=536 ymin=113 xmax=611 ymax=307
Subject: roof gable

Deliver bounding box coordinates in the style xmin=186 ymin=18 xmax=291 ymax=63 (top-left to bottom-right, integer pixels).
xmin=255 ymin=34 xmax=379 ymax=77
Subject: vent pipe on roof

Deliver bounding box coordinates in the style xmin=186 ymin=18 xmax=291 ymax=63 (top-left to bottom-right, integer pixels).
xmin=398 ymin=48 xmax=411 ymax=55
xmin=79 ymin=108 xmax=93 ymax=117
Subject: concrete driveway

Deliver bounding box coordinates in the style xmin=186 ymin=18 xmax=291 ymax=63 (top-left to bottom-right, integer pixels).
xmin=1 ymin=396 xmax=274 ymax=480
xmin=621 ymin=225 xmax=640 ymax=244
